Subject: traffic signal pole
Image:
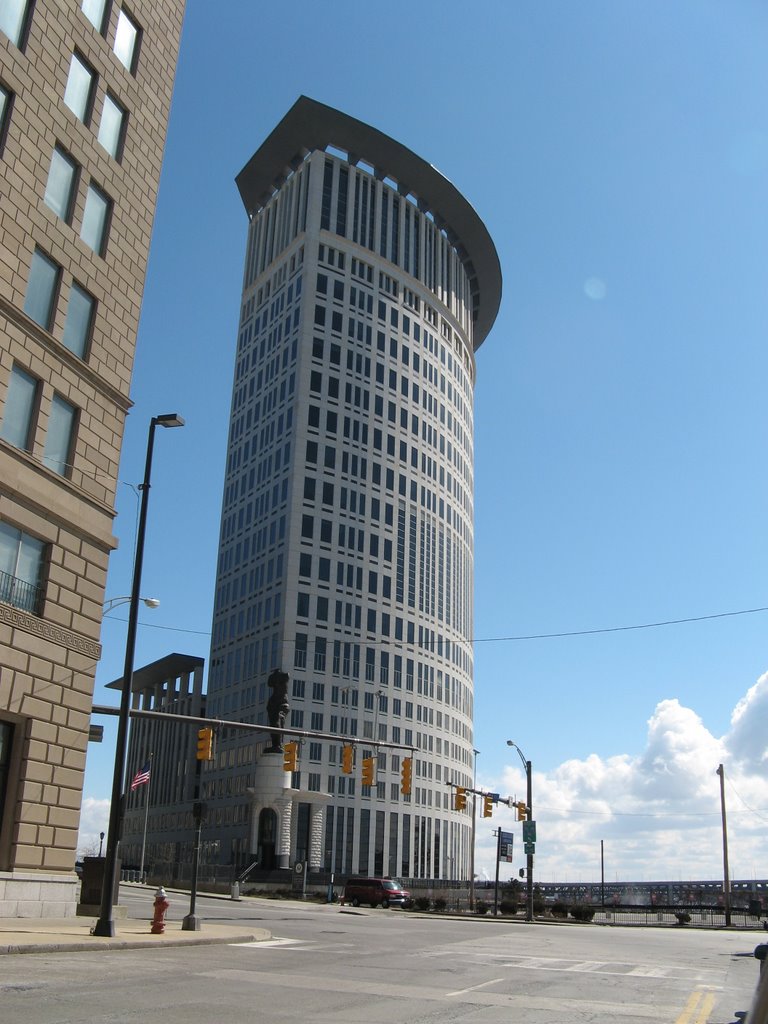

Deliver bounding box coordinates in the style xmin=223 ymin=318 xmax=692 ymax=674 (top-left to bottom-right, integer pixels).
xmin=524 ymin=759 xmax=534 ymax=922
xmin=493 ymin=827 xmax=502 ymax=915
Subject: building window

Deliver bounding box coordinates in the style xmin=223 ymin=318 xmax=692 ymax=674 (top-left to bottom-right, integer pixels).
xmin=80 ymin=183 xmax=110 ymax=254
xmin=62 ymin=282 xmax=95 ymax=358
xmin=113 ymin=8 xmax=140 ymax=72
xmin=64 ymin=53 xmax=96 ymax=124
xmin=97 ymin=93 xmax=126 ymax=159
xmin=0 ymin=364 xmax=38 ymax=451
xmin=0 ymin=521 xmax=46 ymax=615
xmin=23 ymin=249 xmax=60 ymax=330
xmin=0 ymin=84 xmax=12 ymax=155
xmin=44 ymin=146 xmax=78 ymax=221
xmin=43 ymin=394 xmax=76 ymax=476
xmin=0 ymin=0 xmax=30 ymax=46
xmin=81 ymin=0 xmax=109 ymax=33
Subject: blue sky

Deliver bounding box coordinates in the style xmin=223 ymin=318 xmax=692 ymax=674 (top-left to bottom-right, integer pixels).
xmin=80 ymin=0 xmax=768 ymax=883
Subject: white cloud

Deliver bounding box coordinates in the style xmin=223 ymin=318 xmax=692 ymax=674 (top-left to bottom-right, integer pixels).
xmin=726 ymin=670 xmax=768 ymax=770
xmin=477 ymin=671 xmax=768 ymax=884
xmin=77 ymin=797 xmax=110 ymax=858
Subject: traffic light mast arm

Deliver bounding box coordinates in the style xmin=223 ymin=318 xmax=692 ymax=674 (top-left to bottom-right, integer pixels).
xmin=92 ymin=704 xmax=421 ymax=757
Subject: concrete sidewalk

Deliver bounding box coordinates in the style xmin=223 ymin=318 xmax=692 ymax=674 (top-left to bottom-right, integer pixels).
xmin=0 ymin=915 xmax=270 ymax=955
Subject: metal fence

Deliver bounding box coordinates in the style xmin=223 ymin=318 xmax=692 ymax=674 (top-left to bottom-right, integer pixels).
xmin=592 ymin=905 xmax=766 ymax=929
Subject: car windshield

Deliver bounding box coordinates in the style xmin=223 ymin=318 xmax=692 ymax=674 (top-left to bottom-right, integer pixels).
xmin=382 ymin=880 xmax=401 ymax=890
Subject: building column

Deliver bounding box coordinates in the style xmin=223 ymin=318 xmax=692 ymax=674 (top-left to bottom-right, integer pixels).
xmin=275 ymin=795 xmax=293 ymax=870
xmin=309 ymin=804 xmax=325 ymax=870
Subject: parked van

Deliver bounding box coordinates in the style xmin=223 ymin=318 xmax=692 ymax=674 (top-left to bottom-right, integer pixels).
xmin=342 ymin=877 xmax=412 ymax=909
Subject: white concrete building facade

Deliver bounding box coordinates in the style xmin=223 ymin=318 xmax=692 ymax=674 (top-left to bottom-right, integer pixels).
xmin=203 ymin=97 xmax=500 ymax=882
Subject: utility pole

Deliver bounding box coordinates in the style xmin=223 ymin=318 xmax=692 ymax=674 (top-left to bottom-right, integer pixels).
xmin=716 ymin=764 xmax=731 ymax=926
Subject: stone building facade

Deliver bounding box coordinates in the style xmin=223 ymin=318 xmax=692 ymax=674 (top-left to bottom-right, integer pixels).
xmin=0 ymin=0 xmax=185 ymax=917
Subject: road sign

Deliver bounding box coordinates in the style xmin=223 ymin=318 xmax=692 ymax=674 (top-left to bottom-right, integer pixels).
xmin=489 ymin=792 xmax=500 ymax=803
xmin=524 ymin=843 xmax=536 ymax=855
xmin=522 ymin=820 xmax=536 ymax=843
xmin=499 ymin=830 xmax=514 ymax=861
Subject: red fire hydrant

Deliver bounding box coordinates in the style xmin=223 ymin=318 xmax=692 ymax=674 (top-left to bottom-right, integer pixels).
xmin=151 ymin=886 xmax=169 ymax=934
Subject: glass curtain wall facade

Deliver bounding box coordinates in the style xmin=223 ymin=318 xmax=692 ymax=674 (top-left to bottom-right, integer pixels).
xmin=204 ymin=98 xmax=500 ymax=881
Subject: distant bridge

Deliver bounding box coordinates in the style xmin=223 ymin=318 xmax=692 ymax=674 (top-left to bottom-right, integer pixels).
xmin=531 ymin=878 xmax=767 ymax=908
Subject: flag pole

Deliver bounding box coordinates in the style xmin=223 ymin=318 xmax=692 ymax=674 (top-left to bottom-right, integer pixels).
xmin=139 ymin=752 xmax=153 ymax=883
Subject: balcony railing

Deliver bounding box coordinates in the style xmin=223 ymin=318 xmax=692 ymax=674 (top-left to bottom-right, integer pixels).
xmin=0 ymin=569 xmax=43 ymax=616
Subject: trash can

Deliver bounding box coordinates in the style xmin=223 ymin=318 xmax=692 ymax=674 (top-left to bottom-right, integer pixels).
xmin=79 ymin=856 xmax=121 ymax=907
xmin=231 ymin=881 xmax=241 ymax=900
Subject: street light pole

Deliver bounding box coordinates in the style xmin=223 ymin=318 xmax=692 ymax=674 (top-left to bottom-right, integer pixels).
xmin=93 ymin=413 xmax=184 ymax=937
xmin=507 ymin=740 xmax=534 ymax=922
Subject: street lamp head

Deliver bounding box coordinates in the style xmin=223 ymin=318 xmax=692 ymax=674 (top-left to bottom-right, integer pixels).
xmin=103 ymin=594 xmax=160 ymax=613
xmin=154 ymin=413 xmax=185 ymax=429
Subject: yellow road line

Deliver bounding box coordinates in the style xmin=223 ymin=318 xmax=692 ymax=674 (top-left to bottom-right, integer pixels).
xmin=675 ymin=990 xmax=717 ymax=1024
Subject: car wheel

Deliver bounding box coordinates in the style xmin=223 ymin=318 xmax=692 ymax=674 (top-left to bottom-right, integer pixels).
xmin=351 ymin=897 xmax=360 ymax=907
xmin=381 ymin=898 xmax=389 ymax=909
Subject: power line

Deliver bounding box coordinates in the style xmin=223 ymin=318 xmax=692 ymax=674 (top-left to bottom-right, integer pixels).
xmin=476 ymin=605 xmax=768 ymax=644
xmin=107 ymin=603 xmax=768 ymax=644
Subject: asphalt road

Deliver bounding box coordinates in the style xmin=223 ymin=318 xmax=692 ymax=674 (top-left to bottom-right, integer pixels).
xmin=1 ymin=887 xmax=759 ymax=1024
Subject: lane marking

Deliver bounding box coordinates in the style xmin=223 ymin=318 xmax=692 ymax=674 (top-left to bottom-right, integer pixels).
xmin=231 ymin=937 xmax=302 ymax=948
xmin=446 ymin=977 xmax=504 ymax=997
xmin=674 ymin=990 xmax=717 ymax=1024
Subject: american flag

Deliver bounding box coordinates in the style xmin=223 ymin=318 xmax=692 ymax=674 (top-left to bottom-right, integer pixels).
xmin=130 ymin=761 xmax=151 ymax=790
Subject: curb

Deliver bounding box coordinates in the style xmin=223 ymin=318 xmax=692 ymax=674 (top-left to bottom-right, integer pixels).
xmin=0 ymin=931 xmax=263 ymax=956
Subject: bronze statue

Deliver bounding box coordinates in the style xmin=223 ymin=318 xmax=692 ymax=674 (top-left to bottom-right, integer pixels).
xmin=266 ymin=669 xmax=290 ymax=752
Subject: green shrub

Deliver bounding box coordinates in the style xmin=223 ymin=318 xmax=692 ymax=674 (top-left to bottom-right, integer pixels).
xmin=475 ymin=900 xmax=489 ymax=915
xmin=569 ymin=904 xmax=595 ymax=922
xmin=499 ymin=899 xmax=518 ymax=915
xmin=433 ymin=897 xmax=447 ymax=913
xmin=414 ymin=897 xmax=431 ymax=912
xmin=674 ymin=911 xmax=691 ymax=926
xmin=551 ymin=900 xmax=570 ymax=918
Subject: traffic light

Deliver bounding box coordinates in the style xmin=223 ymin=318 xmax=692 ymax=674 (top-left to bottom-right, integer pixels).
xmin=196 ymin=727 xmax=213 ymax=761
xmin=454 ymin=786 xmax=467 ymax=812
xmin=515 ymin=800 xmax=527 ymax=821
xmin=341 ymin=744 xmax=354 ymax=774
xmin=283 ymin=741 xmax=298 ymax=772
xmin=400 ymin=757 xmax=412 ymax=796
xmin=483 ymin=793 xmax=494 ymax=818
xmin=361 ymin=756 xmax=375 ymax=786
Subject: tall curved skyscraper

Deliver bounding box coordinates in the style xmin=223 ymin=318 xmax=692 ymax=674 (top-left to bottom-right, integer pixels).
xmin=205 ymin=97 xmax=501 ymax=881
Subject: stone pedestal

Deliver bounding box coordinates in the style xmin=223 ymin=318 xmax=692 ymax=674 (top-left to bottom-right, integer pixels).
xmin=249 ymin=752 xmax=295 ymax=870
xmin=248 ymin=752 xmax=333 ymax=872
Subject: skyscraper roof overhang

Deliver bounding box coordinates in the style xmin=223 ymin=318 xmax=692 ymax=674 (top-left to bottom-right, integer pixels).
xmin=236 ymin=96 xmax=501 ymax=348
